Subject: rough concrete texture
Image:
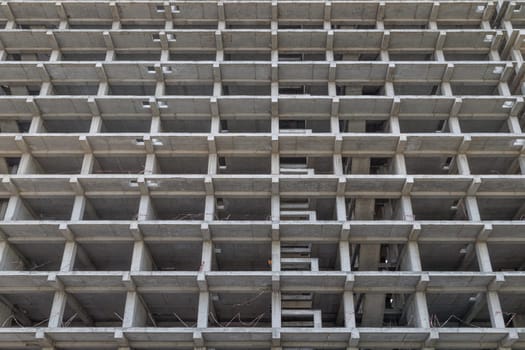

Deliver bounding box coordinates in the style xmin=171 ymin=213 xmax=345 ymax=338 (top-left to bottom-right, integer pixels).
xmin=0 ymin=0 xmax=523 ymax=349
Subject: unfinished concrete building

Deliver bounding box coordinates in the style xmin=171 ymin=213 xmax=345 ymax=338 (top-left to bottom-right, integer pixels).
xmin=0 ymin=0 xmax=525 ymax=349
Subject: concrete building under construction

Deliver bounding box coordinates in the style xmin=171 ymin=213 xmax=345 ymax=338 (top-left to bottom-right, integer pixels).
xmin=0 ymin=0 xmax=525 ymax=349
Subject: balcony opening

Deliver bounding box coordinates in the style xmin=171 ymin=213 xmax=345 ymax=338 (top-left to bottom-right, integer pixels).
xmin=215 ymin=197 xmax=270 ymax=220
xmin=219 ymin=118 xmax=270 ymax=133
xmin=92 ymin=156 xmax=146 ymax=174
xmin=147 ymin=242 xmax=203 ymax=271
xmin=63 ymin=292 xmax=126 ymax=327
xmin=279 ymin=119 xmax=331 ymax=133
xmin=217 ymin=156 xmax=271 ymax=174
xmin=209 ymin=292 xmax=271 ymax=327
xmin=280 ymin=156 xmax=333 ymax=175
xmin=394 ymin=83 xmax=440 ymax=96
xmin=468 ymin=155 xmax=517 ymax=175
xmin=42 ymin=118 xmax=91 ymax=133
xmin=279 ymin=84 xmax=328 ymax=95
xmin=355 ymin=292 xmax=415 ymax=327
xmin=280 ymin=197 xmax=336 ymax=221
xmin=405 ymin=156 xmax=458 ymax=175
xmin=477 ymin=197 xmax=525 ymax=220
xmin=0 ymin=292 xmax=54 ymax=327
xmin=139 ymin=292 xmax=199 ymax=327
xmin=15 ymin=196 xmax=74 ymax=220
xmin=281 ymin=242 xmax=340 ymax=271
xmin=419 ymin=243 xmax=479 ymax=271
xmin=214 ymin=242 xmax=271 ymax=271
xmin=411 ymin=197 xmax=469 ymax=221
xmin=165 ymin=84 xmax=214 ymax=96
xmin=150 ymin=196 xmax=205 ymax=220
xmin=161 ymin=118 xmax=211 ymax=132
xmin=3 ymin=242 xmax=64 ymax=271
xmin=346 ymin=197 xmax=402 ymax=220
xmin=82 ymin=196 xmax=140 ymax=220
xmin=427 ymin=292 xmax=491 ymax=327
xmin=157 ymin=155 xmax=208 ymax=174
xmin=399 ymin=119 xmax=448 ymax=133
xmin=223 ymin=84 xmax=271 ymax=96
xmin=53 ymin=84 xmax=99 ymax=96
xmin=74 ymin=242 xmax=134 ymax=271
xmin=336 ymin=84 xmax=384 ymax=96
xmin=281 ymin=292 xmax=344 ymax=328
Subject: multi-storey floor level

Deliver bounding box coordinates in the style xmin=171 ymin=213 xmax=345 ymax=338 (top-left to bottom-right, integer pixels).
xmin=0 ymin=0 xmax=524 ymax=349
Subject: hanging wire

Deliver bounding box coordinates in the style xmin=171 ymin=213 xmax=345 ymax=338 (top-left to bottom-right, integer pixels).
xmin=438 ymin=314 xmax=480 ymax=328
xmin=208 ymin=311 xmax=223 ymax=327
xmin=63 ymin=313 xmax=77 ymax=327
xmin=504 ymin=312 xmax=517 ymax=327
xmin=33 ymin=318 xmax=49 ymax=327
xmin=1 ymin=315 xmax=24 ymax=328
xmin=219 ymin=288 xmax=270 ymax=308
xmin=225 ymin=312 xmax=265 ymax=327
xmin=208 ymin=312 xmax=265 ymax=328
xmin=172 ymin=312 xmax=196 ymax=328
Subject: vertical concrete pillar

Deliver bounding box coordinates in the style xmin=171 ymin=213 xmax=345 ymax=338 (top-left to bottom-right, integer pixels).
xmin=271 ymin=240 xmax=280 ymax=272
xmin=123 ymin=291 xmax=148 ymax=327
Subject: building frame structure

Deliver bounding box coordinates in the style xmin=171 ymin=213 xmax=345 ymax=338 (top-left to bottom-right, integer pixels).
xmin=0 ymin=1 xmax=524 ymax=350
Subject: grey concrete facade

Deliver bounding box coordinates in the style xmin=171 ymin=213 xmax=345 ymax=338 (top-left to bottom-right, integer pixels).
xmin=0 ymin=0 xmax=524 ymax=349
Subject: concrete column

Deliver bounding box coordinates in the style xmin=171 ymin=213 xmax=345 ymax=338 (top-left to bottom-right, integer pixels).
xmin=271 ymin=193 xmax=280 ymax=222
xmin=197 ymin=292 xmax=210 ymax=328
xmin=144 ymin=154 xmax=159 ymax=175
xmin=204 ymin=195 xmax=215 ymax=222
xmin=17 ymin=154 xmax=43 ymax=174
xmin=137 ymin=195 xmax=156 ymax=221
xmin=456 ymin=154 xmax=470 ymax=175
xmin=455 ymin=137 xmax=502 ymax=327
xmin=59 ymin=241 xmax=77 ymax=272
xmin=475 ymin=215 xmax=505 ymax=328
xmin=339 ymin=240 xmax=351 ymax=272
xmin=196 ymin=238 xmax=214 ymax=328
xmin=48 ymin=290 xmax=67 ymax=328
xmin=29 ymin=115 xmax=46 ymax=133
xmin=393 ymin=153 xmax=407 ymax=175
xmin=131 ymin=241 xmax=154 ymax=272
xmin=3 ymin=196 xmax=33 ymax=220
xmin=270 ymin=51 xmax=280 ymax=227
xmin=333 ymin=153 xmax=343 ymax=176
xmin=272 ymin=290 xmax=281 ymax=328
xmin=475 ymin=241 xmax=493 ymax=274
xmin=342 ymin=291 xmax=356 ymax=328
xmin=401 ymin=241 xmax=422 ymax=272
xmin=465 ymin=196 xmax=481 ymax=222
xmin=270 ymin=60 xmax=283 ymax=327
xmin=271 ymin=240 xmax=280 ymax=272
xmin=51 ymin=246 xmax=95 ymax=328
xmin=123 ymin=291 xmax=148 ymax=327
xmin=400 ymin=239 xmax=430 ymax=328
xmin=49 ymin=178 xmax=90 ymax=327
xmin=201 ymin=240 xmax=215 ymax=272
xmin=507 ymin=115 xmax=522 ymax=134
xmin=409 ymin=292 xmax=431 ymax=328
xmin=396 ymin=195 xmax=413 ymax=221
xmin=487 ymin=290 xmax=506 ymax=329
xmin=81 ymin=114 xmax=102 ymax=174
xmin=39 ymin=81 xmax=53 ymax=96
xmin=347 ymin=118 xmax=386 ymax=325
xmin=140 ymin=92 xmax=161 ymax=180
